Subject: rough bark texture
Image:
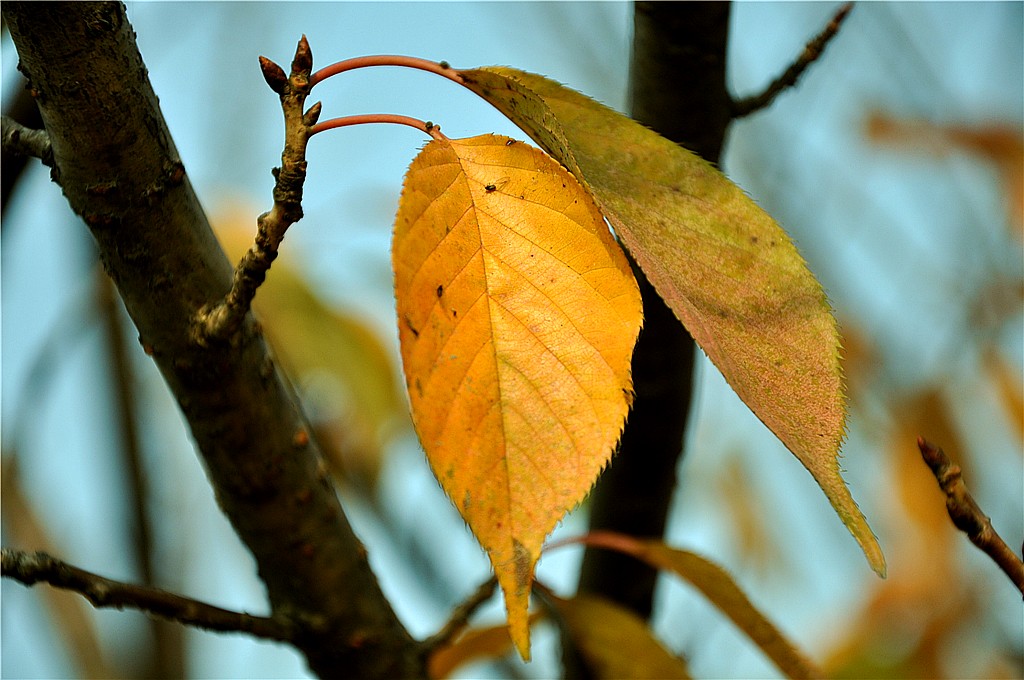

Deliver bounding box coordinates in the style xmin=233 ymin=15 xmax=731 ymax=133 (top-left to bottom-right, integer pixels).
xmin=3 ymin=4 xmax=424 ymax=677
xmin=577 ymin=1 xmax=732 ymax=618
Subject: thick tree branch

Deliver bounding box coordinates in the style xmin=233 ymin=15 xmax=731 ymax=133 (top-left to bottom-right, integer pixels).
xmin=917 ymin=438 xmax=1024 ymax=595
xmin=731 ymin=3 xmax=852 ymax=119
xmin=577 ymin=1 xmax=726 ymax=621
xmin=2 ymin=548 xmax=296 ymax=641
xmin=2 ymin=5 xmax=423 ymax=677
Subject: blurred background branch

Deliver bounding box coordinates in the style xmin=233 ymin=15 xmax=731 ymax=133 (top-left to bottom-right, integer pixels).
xmin=917 ymin=437 xmax=1024 ymax=595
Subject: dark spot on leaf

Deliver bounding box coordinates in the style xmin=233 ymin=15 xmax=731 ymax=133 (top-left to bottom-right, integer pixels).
xmin=452 ymin=309 xmax=458 ymax=318
xmin=485 ymin=184 xmax=497 ymax=192
xmin=513 ymin=539 xmax=532 ymax=596
xmin=437 ymin=284 xmax=444 ymax=297
xmin=751 ymin=236 xmax=759 ymax=244
xmin=404 ymin=315 xmax=420 ymax=338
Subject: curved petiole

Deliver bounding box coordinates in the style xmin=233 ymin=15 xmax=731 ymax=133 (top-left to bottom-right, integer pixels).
xmin=310 ymin=113 xmax=448 ymax=141
xmin=310 ymin=54 xmax=465 ymax=88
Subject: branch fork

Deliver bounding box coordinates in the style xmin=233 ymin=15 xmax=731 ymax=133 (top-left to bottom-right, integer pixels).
xmin=196 ymin=42 xmax=455 ymax=345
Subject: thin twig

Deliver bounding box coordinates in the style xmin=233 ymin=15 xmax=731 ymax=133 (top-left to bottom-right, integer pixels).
xmin=917 ymin=437 xmax=1024 ymax=595
xmin=418 ymin=576 xmax=497 ymax=654
xmin=731 ymin=3 xmax=853 ymax=119
xmin=1 ymin=548 xmax=300 ymax=641
xmin=196 ymin=36 xmax=316 ymax=343
xmin=1 ymin=114 xmax=53 ymax=167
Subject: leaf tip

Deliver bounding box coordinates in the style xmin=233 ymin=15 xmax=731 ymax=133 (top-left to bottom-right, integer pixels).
xmin=865 ymin=540 xmax=887 ymax=578
xmin=506 ymin=539 xmax=535 ymax=660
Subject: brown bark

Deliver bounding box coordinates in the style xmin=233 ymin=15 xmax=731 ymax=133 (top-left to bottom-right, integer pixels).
xmin=2 ymin=3 xmax=424 ymax=677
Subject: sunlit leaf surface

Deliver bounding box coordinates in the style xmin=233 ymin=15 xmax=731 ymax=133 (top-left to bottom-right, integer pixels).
xmin=393 ymin=134 xmax=642 ymax=658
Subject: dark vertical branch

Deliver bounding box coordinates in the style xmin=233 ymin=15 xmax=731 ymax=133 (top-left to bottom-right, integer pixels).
xmin=577 ymin=1 xmax=732 ymax=618
xmin=96 ymin=272 xmax=185 ymax=678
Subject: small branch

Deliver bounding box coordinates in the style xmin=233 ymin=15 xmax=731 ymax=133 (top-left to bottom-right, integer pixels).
xmin=195 ymin=36 xmax=315 ymax=343
xmin=1 ymin=114 xmax=53 ymax=167
xmin=731 ymin=2 xmax=853 ymax=119
xmin=917 ymin=437 xmax=1024 ymax=595
xmin=418 ymin=576 xmax=497 ymax=654
xmin=310 ymin=54 xmax=464 ymax=89
xmin=311 ymin=113 xmax=448 ymax=141
xmin=1 ymin=548 xmax=301 ymax=641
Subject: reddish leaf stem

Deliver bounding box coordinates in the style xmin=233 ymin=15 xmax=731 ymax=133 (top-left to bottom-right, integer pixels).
xmin=310 ymin=54 xmax=465 ymax=88
xmin=545 ymin=531 xmax=643 ymax=555
xmin=310 ymin=113 xmax=448 ymax=141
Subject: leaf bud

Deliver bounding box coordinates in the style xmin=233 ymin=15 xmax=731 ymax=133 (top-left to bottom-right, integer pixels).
xmin=259 ymin=56 xmax=287 ymax=95
xmin=303 ymin=102 xmax=323 ymax=127
xmin=291 ymin=35 xmax=313 ymax=76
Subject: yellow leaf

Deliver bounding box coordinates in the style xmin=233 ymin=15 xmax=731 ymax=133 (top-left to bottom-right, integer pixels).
xmin=580 ymin=533 xmax=818 ymax=680
xmin=458 ymin=67 xmax=885 ymax=577
xmin=551 ymin=592 xmax=691 ymax=679
xmin=393 ymin=134 xmax=643 ymax=659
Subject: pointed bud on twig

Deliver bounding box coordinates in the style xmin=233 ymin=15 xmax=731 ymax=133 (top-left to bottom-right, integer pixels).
xmin=303 ymin=102 xmax=322 ymax=127
xmin=291 ymin=35 xmax=313 ymax=76
xmin=259 ymin=56 xmax=288 ymax=95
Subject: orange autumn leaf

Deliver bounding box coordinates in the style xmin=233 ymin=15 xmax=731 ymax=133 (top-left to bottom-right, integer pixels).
xmin=458 ymin=67 xmax=884 ymax=577
xmin=393 ymin=133 xmax=643 ymax=659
